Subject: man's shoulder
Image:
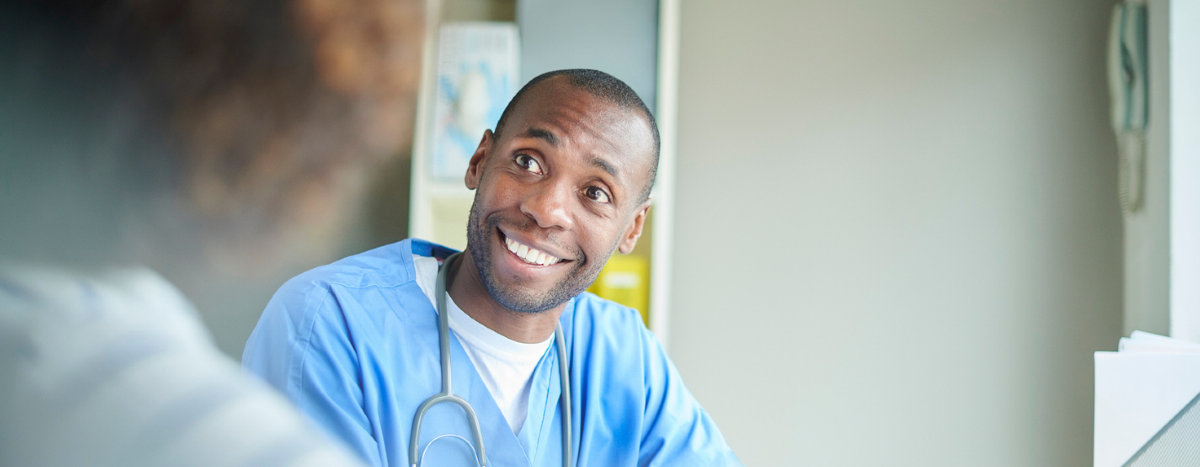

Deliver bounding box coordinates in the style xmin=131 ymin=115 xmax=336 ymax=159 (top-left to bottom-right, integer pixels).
xmin=277 ymin=238 xmax=455 ymax=294
xmin=288 ymin=240 xmax=412 ymax=291
xmin=263 ymin=238 xmax=446 ymax=320
xmin=570 ymin=291 xmax=653 ymax=338
xmin=248 ymin=239 xmax=444 ymax=361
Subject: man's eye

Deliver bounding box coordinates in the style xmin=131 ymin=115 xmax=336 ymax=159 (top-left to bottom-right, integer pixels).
xmin=584 ymin=186 xmax=611 ymax=204
xmin=515 ymin=154 xmax=542 ymax=175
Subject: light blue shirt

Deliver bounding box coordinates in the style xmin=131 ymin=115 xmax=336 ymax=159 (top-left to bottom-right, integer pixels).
xmin=243 ymin=239 xmax=740 ymax=467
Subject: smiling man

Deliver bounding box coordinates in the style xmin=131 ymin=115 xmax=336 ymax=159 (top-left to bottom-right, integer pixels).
xmin=243 ymin=70 xmax=741 ymax=467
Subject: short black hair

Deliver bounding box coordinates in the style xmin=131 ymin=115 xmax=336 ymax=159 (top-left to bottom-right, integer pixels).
xmin=493 ymin=69 xmax=659 ymax=202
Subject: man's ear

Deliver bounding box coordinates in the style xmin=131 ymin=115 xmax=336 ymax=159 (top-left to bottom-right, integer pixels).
xmin=617 ymin=201 xmax=652 ymax=254
xmin=465 ymin=130 xmax=494 ymax=190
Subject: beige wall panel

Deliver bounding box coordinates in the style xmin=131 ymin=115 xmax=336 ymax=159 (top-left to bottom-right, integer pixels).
xmin=670 ymin=1 xmax=1123 ymax=465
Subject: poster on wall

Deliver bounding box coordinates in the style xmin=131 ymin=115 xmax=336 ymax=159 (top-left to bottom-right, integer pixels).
xmin=430 ymin=23 xmax=520 ymax=181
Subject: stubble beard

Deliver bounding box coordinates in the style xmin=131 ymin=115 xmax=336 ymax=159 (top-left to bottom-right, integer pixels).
xmin=465 ymin=193 xmax=608 ymax=314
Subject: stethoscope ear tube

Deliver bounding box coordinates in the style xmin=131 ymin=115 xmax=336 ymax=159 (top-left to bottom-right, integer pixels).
xmin=555 ymin=325 xmax=573 ymax=467
xmin=410 ymin=252 xmax=489 ymax=467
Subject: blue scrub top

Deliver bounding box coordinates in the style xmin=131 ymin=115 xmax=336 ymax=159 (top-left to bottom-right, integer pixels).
xmin=243 ymin=239 xmax=741 ymax=467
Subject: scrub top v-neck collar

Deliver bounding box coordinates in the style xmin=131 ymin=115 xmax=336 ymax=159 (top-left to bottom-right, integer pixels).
xmin=402 ymin=242 xmax=571 ymax=466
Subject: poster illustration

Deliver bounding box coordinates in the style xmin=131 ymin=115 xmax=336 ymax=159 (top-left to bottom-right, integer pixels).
xmin=431 ymin=23 xmax=520 ymax=181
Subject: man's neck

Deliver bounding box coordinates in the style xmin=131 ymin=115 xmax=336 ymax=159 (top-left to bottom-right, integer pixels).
xmin=446 ymin=250 xmax=564 ymax=344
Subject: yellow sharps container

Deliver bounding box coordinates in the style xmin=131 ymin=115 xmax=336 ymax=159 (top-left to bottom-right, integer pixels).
xmin=586 ymin=254 xmax=650 ymax=326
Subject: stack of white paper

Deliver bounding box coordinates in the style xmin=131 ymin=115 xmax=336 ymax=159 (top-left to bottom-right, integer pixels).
xmin=1095 ymin=331 xmax=1200 ymax=466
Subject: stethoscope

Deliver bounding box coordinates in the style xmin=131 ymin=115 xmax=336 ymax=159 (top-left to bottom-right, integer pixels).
xmin=409 ymin=252 xmax=573 ymax=467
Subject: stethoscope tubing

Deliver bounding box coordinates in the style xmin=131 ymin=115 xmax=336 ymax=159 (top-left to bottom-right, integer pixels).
xmin=409 ymin=252 xmax=573 ymax=467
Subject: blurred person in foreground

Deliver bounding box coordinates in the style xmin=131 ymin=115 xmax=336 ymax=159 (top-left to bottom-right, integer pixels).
xmin=0 ymin=0 xmax=422 ymax=465
xmin=242 ymin=69 xmax=742 ymax=466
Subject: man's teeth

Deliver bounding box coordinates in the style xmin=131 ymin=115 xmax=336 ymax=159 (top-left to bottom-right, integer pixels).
xmin=505 ymin=237 xmax=562 ymax=266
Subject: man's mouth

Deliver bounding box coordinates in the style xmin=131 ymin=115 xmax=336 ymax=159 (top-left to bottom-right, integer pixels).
xmin=503 ymin=235 xmax=565 ymax=266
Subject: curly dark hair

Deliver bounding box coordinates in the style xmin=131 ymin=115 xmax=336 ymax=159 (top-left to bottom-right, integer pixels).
xmin=6 ymin=0 xmax=423 ymax=268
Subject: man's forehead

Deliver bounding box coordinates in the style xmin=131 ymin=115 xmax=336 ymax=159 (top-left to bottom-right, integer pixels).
xmin=516 ymin=80 xmax=623 ymax=126
xmin=506 ymin=81 xmax=652 ymax=157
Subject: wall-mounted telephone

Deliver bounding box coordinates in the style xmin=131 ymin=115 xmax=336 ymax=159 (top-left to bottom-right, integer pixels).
xmin=1108 ymin=2 xmax=1149 ymax=213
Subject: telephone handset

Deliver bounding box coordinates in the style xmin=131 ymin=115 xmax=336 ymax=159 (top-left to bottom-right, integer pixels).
xmin=1108 ymin=2 xmax=1149 ymax=213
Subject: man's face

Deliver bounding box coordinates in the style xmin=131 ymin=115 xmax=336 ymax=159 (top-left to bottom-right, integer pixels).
xmin=464 ymin=79 xmax=655 ymax=313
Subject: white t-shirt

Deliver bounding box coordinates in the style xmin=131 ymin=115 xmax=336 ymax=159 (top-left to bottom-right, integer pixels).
xmin=413 ymin=256 xmax=553 ymax=435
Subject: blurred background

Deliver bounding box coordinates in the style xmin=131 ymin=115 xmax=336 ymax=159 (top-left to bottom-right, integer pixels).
xmin=4 ymin=0 xmax=1197 ymax=465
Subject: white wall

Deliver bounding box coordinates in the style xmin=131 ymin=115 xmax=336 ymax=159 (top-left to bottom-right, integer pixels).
xmin=1170 ymin=0 xmax=1200 ymax=342
xmin=670 ymin=1 xmax=1123 ymax=466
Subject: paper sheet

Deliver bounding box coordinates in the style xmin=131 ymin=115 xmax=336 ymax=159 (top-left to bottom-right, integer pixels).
xmin=1095 ymin=332 xmax=1200 ymax=467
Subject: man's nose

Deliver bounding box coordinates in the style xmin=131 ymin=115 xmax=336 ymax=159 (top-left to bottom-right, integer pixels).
xmin=519 ymin=179 xmax=574 ymax=231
